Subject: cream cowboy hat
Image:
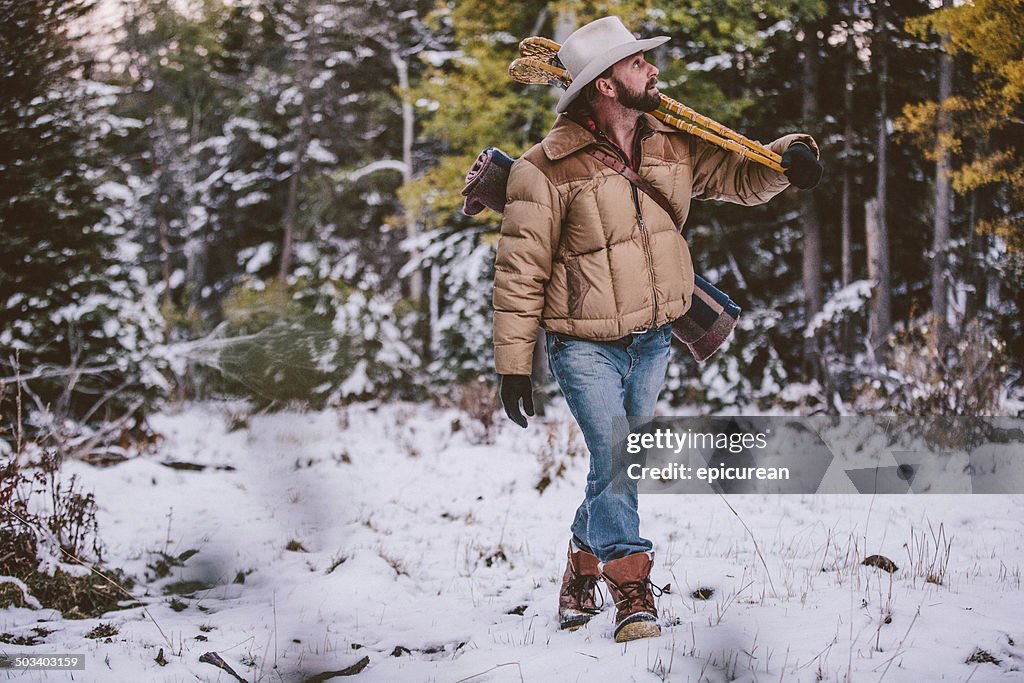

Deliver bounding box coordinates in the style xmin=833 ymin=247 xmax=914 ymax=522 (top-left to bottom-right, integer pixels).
xmin=556 ymin=16 xmax=669 ymax=114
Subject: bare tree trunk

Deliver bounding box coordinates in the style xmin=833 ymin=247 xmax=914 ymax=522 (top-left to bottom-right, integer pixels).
xmin=391 ymin=50 xmax=422 ymax=303
xmin=800 ymin=26 xmax=823 ymax=381
xmin=279 ymin=91 xmax=309 ymax=285
xmin=841 ymin=6 xmax=855 ymax=292
xmin=931 ymin=0 xmax=954 ymax=338
xmin=158 ymin=210 xmax=176 ymax=394
xmin=280 ymin=19 xmax=313 ymax=286
xmin=961 ymin=189 xmax=976 ymax=323
xmin=865 ymin=197 xmax=891 ymax=352
xmin=530 ymin=5 xmax=550 ymax=37
xmin=868 ymin=2 xmax=892 ymax=350
xmin=984 ymin=233 xmax=1000 ymax=314
xmin=964 ymin=190 xmax=997 ymax=325
xmin=158 ymin=214 xmax=172 ymax=312
xmin=184 ymin=100 xmax=208 ymax=322
xmin=428 ymin=262 xmax=440 ymax=364
xmin=554 ymin=6 xmax=575 ymax=42
xmin=840 ymin=1 xmax=856 ymax=360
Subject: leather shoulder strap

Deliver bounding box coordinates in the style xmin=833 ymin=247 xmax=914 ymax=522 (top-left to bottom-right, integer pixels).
xmin=586 ymin=147 xmax=678 ymax=227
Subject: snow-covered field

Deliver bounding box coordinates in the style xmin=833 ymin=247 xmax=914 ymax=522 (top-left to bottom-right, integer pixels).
xmin=3 ymin=400 xmax=1024 ymax=682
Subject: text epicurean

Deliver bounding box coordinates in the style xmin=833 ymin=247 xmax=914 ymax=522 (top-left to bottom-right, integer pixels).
xmin=627 ymin=462 xmax=790 ymax=482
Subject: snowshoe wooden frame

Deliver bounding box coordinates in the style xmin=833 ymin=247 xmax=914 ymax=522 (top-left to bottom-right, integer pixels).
xmin=510 ymin=37 xmax=785 ymax=174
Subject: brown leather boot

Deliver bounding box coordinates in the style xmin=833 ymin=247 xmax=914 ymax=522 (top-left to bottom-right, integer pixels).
xmin=601 ymin=551 xmax=661 ymax=642
xmin=558 ymin=541 xmax=602 ymax=630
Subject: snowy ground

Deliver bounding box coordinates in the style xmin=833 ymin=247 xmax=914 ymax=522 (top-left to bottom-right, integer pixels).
xmin=2 ymin=400 xmax=1024 ymax=682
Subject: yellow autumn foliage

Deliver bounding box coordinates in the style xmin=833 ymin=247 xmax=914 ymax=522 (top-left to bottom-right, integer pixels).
xmin=900 ymin=0 xmax=1023 ymax=251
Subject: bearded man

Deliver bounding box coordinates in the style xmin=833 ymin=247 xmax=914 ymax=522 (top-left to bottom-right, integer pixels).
xmin=492 ymin=16 xmax=822 ymax=642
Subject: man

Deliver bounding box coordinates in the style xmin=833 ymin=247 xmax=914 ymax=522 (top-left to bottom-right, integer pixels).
xmin=492 ymin=16 xmax=822 ymax=643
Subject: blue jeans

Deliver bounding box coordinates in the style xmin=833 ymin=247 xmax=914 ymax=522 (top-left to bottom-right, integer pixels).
xmin=545 ymin=324 xmax=673 ymax=563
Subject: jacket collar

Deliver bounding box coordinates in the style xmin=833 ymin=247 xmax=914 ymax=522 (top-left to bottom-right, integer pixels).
xmin=541 ymin=112 xmax=675 ymax=161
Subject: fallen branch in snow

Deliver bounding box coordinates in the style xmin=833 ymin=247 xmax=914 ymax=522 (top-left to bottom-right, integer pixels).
xmin=199 ymin=652 xmax=247 ymax=682
xmin=3 ymin=353 xmax=149 ymax=463
xmin=302 ymin=655 xmax=371 ymax=681
xmin=63 ymin=398 xmax=145 ymax=463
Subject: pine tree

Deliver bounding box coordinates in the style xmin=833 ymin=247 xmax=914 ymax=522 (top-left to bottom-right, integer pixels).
xmin=1 ymin=0 xmax=164 ymax=451
xmin=107 ymin=0 xmax=239 ymax=334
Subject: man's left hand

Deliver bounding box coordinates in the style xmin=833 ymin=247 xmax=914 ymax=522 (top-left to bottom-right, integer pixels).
xmin=781 ymin=143 xmax=823 ymax=190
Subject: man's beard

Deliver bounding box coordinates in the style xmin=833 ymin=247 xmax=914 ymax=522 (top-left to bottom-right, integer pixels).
xmin=612 ymin=76 xmax=661 ymax=112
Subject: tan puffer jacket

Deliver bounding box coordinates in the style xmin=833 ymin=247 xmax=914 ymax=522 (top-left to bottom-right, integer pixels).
xmin=493 ymin=113 xmax=818 ymax=376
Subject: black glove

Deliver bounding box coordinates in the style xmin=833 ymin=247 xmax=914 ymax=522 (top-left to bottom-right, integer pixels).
xmin=781 ymin=142 xmax=823 ymax=190
xmin=499 ymin=374 xmax=534 ymax=428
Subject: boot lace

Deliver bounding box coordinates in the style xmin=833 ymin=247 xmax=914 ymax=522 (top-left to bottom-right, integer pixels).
xmin=567 ymin=574 xmax=604 ymax=613
xmin=609 ymin=578 xmax=669 ymax=612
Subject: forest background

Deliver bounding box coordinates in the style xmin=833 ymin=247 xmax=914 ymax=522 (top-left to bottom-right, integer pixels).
xmin=2 ymin=0 xmax=1023 ymax=459
xmin=3 ymin=2 xmax=1024 ymax=672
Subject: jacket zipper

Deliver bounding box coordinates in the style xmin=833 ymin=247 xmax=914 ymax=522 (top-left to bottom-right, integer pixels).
xmin=600 ymin=135 xmax=659 ymax=331
xmin=630 ymin=184 xmax=659 ymax=331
